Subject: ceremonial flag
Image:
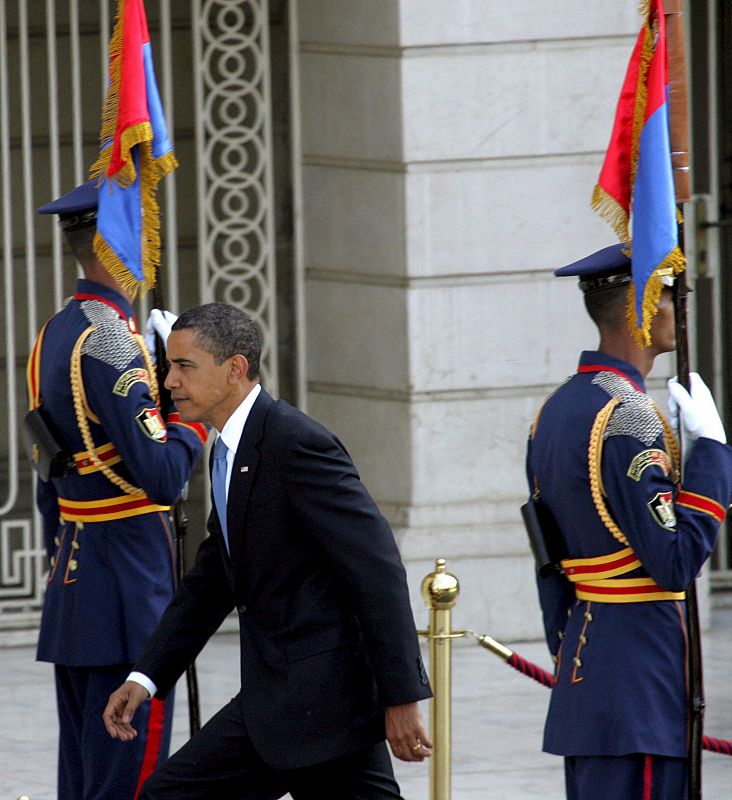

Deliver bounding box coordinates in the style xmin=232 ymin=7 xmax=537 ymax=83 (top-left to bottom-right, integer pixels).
xmin=591 ymin=0 xmax=685 ymax=346
xmin=90 ymin=0 xmax=178 ymax=296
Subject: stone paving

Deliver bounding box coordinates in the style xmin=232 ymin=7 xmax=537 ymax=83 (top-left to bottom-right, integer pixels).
xmin=2 ymin=610 xmax=732 ymax=799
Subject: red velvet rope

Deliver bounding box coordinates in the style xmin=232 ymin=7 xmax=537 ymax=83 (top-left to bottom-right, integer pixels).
xmin=507 ymin=652 xmax=555 ymax=688
xmin=702 ymin=736 xmax=732 ymax=756
xmin=504 ymin=650 xmax=732 ymax=755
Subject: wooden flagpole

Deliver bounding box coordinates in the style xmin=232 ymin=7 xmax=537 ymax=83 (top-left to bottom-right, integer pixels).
xmin=664 ymin=3 xmax=703 ymax=799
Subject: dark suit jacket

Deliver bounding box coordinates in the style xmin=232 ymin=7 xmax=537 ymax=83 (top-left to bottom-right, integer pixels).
xmin=134 ymin=388 xmax=431 ymax=769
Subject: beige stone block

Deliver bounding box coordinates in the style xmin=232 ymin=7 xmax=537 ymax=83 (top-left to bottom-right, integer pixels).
xmin=298 ymin=0 xmax=637 ymax=49
xmin=409 ymin=394 xmax=540 ymax=506
xmin=303 ymin=166 xmax=406 ymax=275
xmin=404 ymin=157 xmax=614 ymax=277
xmin=298 ymin=0 xmax=400 ymax=47
xmin=407 ymin=278 xmax=594 ymax=392
xmin=306 ymin=279 xmax=408 ymax=389
xmin=401 ymin=40 xmax=635 ymax=161
xmin=398 ymin=0 xmax=639 ymax=46
xmin=300 ymin=52 xmax=402 ymax=161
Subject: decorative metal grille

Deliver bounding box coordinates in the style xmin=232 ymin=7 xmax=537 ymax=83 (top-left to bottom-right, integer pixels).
xmin=194 ymin=0 xmax=279 ymax=393
xmin=0 ymin=0 xmax=279 ymax=638
xmin=0 ymin=0 xmax=103 ymax=633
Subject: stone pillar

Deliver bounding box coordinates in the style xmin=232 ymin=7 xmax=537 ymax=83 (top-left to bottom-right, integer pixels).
xmin=298 ymin=1 xmax=644 ymax=639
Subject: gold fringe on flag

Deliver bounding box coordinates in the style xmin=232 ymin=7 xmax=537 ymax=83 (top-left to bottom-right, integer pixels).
xmin=626 ymin=245 xmax=686 ymax=348
xmin=93 ymin=139 xmax=179 ymax=297
xmin=590 ymin=185 xmax=629 ymax=242
xmin=629 ymin=14 xmax=655 ymax=204
xmin=88 ymin=0 xmax=179 ymax=294
xmin=93 ymin=233 xmax=141 ymax=299
xmin=591 ymin=12 xmax=653 ymax=240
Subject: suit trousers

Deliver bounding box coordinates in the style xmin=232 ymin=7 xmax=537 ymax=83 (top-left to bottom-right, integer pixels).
xmin=55 ymin=664 xmax=173 ymax=800
xmin=564 ymin=754 xmax=686 ymax=800
xmin=139 ymin=693 xmax=404 ymax=800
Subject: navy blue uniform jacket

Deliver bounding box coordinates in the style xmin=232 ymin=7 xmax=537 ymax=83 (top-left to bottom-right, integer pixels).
xmin=32 ymin=280 xmax=207 ymax=666
xmin=527 ymin=351 xmax=732 ymax=758
xmin=134 ymin=388 xmax=432 ymax=769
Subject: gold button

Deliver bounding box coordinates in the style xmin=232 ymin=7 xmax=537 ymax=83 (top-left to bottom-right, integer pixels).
xmin=585 ymin=611 xmax=593 ymax=622
xmin=50 ymin=557 xmax=55 ymax=568
xmin=54 ymin=537 xmax=60 ymax=546
xmin=68 ymin=559 xmax=78 ymax=571
xmin=580 ymin=635 xmax=588 ymax=645
xmin=573 ymin=657 xmax=582 ymax=667
xmin=76 ymin=521 xmax=84 ymax=531
xmin=71 ymin=541 xmax=80 ymax=551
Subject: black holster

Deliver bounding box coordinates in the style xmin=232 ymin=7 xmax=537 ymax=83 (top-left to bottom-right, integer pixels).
xmin=22 ymin=407 xmax=74 ymax=482
xmin=521 ymin=496 xmax=566 ymax=578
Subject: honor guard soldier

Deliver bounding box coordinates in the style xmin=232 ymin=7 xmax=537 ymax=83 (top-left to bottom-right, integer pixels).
xmin=29 ymin=181 xmax=208 ymax=800
xmin=525 ymin=244 xmax=732 ymax=799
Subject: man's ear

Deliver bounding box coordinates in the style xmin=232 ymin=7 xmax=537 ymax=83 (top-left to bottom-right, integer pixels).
xmin=228 ymin=354 xmax=250 ymax=382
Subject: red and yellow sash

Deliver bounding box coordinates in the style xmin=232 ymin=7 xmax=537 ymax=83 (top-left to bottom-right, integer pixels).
xmin=561 ymin=546 xmax=685 ymax=603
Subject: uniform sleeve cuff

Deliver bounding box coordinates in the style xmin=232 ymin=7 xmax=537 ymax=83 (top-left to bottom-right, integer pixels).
xmin=127 ymin=670 xmax=157 ymax=698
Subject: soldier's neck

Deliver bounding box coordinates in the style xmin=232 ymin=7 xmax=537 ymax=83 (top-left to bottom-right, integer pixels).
xmin=597 ymin=334 xmax=655 ymax=379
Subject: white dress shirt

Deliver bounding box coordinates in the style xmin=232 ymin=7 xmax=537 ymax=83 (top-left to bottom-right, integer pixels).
xmin=128 ymin=383 xmax=262 ymax=698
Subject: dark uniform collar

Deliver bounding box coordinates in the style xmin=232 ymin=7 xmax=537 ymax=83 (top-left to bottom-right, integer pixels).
xmin=73 ymin=279 xmax=141 ymax=334
xmin=74 ymin=279 xmax=135 ymax=321
xmin=577 ymin=350 xmax=646 ymax=394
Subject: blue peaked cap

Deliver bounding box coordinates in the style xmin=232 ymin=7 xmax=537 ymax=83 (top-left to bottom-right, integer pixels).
xmin=554 ymin=243 xmax=632 ymax=292
xmin=37 ymin=180 xmax=98 ymax=231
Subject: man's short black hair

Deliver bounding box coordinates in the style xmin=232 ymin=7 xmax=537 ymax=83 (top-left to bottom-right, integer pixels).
xmin=173 ymin=303 xmax=261 ymax=380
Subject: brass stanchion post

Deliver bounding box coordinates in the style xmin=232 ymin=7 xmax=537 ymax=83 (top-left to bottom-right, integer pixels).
xmin=421 ymin=557 xmax=461 ymax=800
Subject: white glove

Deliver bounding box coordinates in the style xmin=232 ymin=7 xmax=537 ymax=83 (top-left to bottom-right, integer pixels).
xmin=144 ymin=308 xmax=178 ymax=353
xmin=667 ymin=372 xmax=726 ymax=445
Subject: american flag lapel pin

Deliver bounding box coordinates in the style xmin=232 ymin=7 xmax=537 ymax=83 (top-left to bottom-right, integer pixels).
xmin=240 ymin=466 xmax=249 ymax=473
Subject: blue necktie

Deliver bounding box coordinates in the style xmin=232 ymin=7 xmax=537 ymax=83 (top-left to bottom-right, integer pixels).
xmin=212 ymin=436 xmax=229 ymax=553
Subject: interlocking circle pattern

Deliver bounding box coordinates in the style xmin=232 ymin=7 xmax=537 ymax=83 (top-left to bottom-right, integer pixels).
xmin=199 ymin=0 xmax=276 ymax=390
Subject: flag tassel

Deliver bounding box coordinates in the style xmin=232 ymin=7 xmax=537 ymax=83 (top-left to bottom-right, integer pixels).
xmin=590 ymin=184 xmax=629 ymax=242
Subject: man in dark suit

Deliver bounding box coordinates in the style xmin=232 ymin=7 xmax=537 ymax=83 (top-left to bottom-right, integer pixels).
xmin=104 ymin=302 xmax=432 ymax=799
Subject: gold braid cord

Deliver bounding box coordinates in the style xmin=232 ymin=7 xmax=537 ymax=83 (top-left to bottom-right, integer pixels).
xmin=132 ymin=332 xmax=160 ymax=404
xmin=70 ymin=327 xmax=159 ymax=497
xmin=589 ymin=397 xmax=681 ymax=545
xmin=656 ymin=400 xmax=681 ymax=478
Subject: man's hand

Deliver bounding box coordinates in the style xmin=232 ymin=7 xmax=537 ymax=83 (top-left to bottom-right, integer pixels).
xmin=385 ymin=702 xmax=433 ymax=762
xmin=102 ymin=680 xmax=150 ymax=741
